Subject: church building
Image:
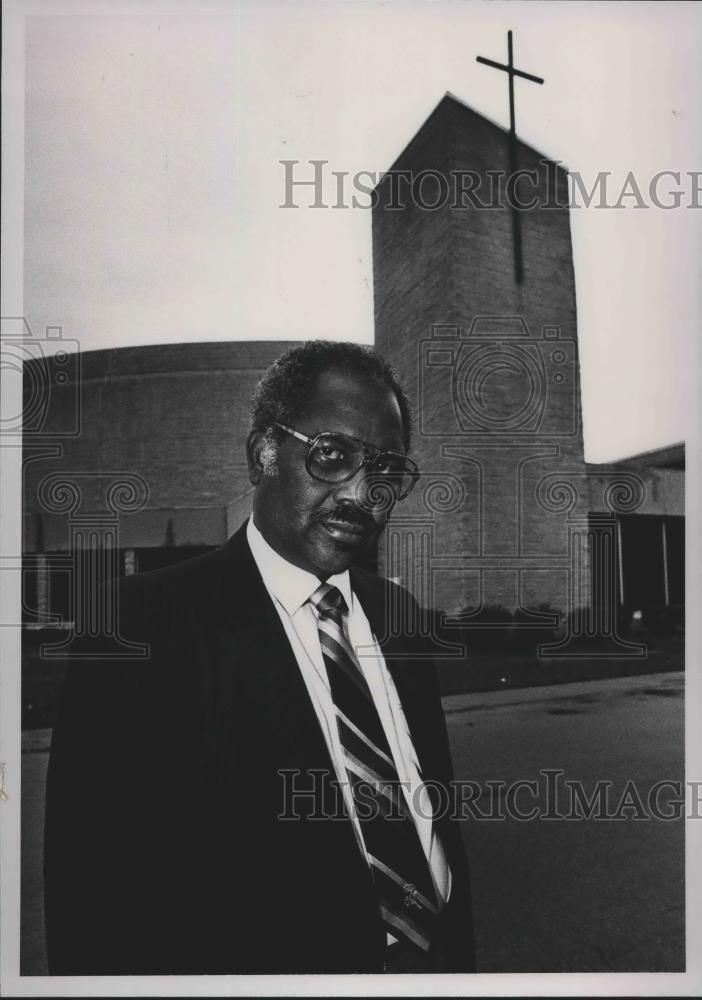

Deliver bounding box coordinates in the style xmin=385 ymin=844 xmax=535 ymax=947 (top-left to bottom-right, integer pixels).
xmin=20 ymin=92 xmax=683 ymax=663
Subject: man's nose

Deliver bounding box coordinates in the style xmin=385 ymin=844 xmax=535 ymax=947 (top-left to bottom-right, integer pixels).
xmin=331 ymin=464 xmax=369 ymax=504
xmin=332 ymin=466 xmax=394 ymax=515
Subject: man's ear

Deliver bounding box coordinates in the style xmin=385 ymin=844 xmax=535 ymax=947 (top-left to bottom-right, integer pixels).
xmin=246 ymin=430 xmax=265 ymax=485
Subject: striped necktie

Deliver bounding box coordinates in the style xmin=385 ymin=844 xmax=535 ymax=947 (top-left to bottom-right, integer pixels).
xmin=309 ymin=582 xmax=442 ymax=954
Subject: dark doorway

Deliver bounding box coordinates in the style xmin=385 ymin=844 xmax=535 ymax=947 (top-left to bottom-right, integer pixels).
xmin=617 ymin=514 xmax=678 ymax=610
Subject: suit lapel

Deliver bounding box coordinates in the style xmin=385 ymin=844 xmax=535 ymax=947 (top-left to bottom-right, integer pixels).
xmin=349 ymin=568 xmax=435 ymax=779
xmin=350 ymin=568 xmax=455 ymax=825
xmin=212 ymin=523 xmax=335 ymax=774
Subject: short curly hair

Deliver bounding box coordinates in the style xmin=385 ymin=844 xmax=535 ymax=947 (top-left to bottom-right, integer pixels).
xmin=249 ymin=341 xmax=413 ymax=451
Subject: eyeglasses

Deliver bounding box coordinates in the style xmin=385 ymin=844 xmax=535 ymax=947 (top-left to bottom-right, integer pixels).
xmin=274 ymin=422 xmax=419 ymax=501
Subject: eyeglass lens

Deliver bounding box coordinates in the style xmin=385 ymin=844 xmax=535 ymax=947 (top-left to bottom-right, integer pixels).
xmin=307 ymin=433 xmax=416 ymax=498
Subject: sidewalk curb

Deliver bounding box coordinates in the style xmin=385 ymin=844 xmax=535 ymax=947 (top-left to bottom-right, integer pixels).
xmin=442 ymin=670 xmax=684 ymax=715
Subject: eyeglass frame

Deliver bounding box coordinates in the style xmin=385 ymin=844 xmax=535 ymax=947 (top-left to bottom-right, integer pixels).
xmin=272 ymin=421 xmax=420 ymax=500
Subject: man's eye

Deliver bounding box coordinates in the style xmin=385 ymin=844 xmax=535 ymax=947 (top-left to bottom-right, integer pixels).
xmin=317 ymin=445 xmax=345 ymax=463
xmin=374 ymin=457 xmax=402 ymax=474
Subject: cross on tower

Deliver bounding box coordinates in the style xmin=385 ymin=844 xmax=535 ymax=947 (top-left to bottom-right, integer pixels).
xmin=476 ymin=30 xmax=544 ymax=138
xmin=476 ymin=31 xmax=544 ymax=283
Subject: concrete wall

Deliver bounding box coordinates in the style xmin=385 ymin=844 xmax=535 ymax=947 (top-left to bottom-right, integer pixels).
xmin=588 ymin=465 xmax=684 ymax=518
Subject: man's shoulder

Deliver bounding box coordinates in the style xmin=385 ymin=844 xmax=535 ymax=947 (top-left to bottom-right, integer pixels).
xmin=350 ymin=566 xmax=430 ymax=650
xmin=350 ymin=565 xmax=420 ymax=608
xmin=109 ymin=524 xmax=256 ymax=634
xmin=119 ymin=544 xmax=225 ymax=596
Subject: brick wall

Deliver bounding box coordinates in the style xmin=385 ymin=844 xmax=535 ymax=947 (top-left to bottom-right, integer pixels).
xmin=373 ymin=95 xmax=589 ymax=618
xmin=23 ymin=341 xmax=300 ymax=551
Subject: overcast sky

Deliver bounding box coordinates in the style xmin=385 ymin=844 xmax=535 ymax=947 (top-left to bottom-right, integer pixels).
xmin=18 ymin=0 xmax=701 ymax=462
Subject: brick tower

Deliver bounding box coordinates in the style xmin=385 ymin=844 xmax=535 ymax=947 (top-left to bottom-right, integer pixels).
xmin=373 ymin=94 xmax=589 ymax=626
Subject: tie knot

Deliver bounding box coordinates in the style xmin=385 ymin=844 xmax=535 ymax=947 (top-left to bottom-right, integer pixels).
xmin=309 ymin=583 xmax=347 ymax=620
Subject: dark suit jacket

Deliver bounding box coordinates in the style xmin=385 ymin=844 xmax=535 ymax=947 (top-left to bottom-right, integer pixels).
xmin=44 ymin=520 xmax=475 ymax=974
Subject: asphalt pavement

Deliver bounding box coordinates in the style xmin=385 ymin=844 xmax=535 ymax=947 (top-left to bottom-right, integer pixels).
xmin=446 ymin=671 xmax=685 ymax=972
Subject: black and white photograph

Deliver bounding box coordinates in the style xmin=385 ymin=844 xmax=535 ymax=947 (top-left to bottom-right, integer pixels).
xmin=1 ymin=0 xmax=701 ymax=995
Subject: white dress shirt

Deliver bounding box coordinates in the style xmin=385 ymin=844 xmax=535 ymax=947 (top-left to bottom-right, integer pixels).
xmin=246 ymin=517 xmax=451 ymax=918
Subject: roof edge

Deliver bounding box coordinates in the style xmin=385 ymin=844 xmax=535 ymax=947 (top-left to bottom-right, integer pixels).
xmin=374 ymin=91 xmax=570 ymax=189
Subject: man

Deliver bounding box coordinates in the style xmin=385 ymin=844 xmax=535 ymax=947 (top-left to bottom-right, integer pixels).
xmin=44 ymin=341 xmax=475 ymax=975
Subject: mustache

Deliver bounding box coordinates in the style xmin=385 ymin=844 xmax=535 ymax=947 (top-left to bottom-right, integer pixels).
xmin=317 ymin=504 xmax=378 ymax=531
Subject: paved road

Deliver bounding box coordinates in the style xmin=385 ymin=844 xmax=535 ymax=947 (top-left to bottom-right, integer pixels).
xmin=446 ymin=671 xmax=685 ymax=972
xmin=21 ymin=671 xmax=684 ymax=974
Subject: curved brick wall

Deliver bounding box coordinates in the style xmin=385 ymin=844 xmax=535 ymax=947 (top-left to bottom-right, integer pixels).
xmin=23 ymin=341 xmax=299 ymax=551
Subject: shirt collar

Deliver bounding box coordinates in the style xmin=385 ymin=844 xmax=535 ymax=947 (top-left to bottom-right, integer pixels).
xmin=246 ymin=517 xmax=354 ymax=616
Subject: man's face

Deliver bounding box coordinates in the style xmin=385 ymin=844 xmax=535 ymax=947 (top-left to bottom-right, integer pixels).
xmin=247 ymin=369 xmax=407 ymax=579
